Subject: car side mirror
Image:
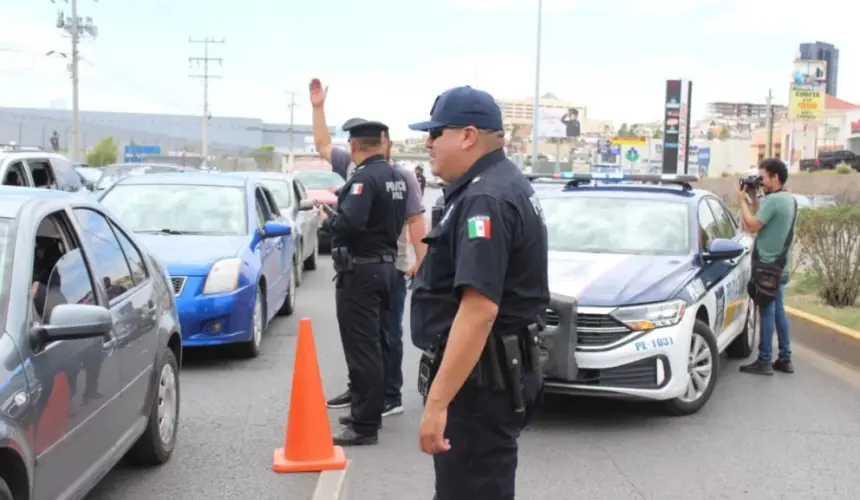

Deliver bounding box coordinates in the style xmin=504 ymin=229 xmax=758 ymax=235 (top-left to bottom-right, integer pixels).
xmin=30 ymin=304 xmax=112 ymax=346
xmin=262 ymin=220 xmax=291 ymax=238
xmin=704 ymin=238 xmax=744 ymax=262
xmin=298 ymin=199 xmax=315 ymax=211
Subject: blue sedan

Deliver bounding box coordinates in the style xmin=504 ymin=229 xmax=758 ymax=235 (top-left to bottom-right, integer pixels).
xmin=99 ymin=172 xmax=297 ymax=357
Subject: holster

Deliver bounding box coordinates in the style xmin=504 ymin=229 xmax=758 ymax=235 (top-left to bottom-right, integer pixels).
xmin=417 ymin=333 xmax=446 ymax=400
xmin=331 ymin=247 xmax=354 ymax=273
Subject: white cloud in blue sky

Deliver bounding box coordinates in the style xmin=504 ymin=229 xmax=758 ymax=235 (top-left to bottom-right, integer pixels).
xmin=1 ymin=0 xmax=856 ymax=138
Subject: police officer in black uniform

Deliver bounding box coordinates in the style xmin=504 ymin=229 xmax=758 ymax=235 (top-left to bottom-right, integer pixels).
xmin=318 ymin=114 xmax=407 ymax=446
xmin=408 ymin=86 xmax=549 ymax=500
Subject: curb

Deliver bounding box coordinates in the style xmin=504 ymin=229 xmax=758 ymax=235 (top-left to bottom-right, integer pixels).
xmin=785 ymin=306 xmax=860 ymax=341
xmin=311 ymin=462 xmax=350 ymax=500
xmin=785 ymin=307 xmax=860 ymax=369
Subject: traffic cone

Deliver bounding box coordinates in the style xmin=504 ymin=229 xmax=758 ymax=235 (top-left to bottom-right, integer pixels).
xmin=273 ymin=317 xmax=347 ymax=473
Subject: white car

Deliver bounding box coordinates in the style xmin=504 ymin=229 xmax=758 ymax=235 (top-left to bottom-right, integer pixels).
xmin=535 ymin=172 xmax=757 ymax=415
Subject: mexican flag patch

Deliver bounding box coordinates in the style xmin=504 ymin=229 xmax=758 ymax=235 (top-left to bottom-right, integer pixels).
xmin=350 ymin=183 xmax=363 ymax=195
xmin=467 ymin=215 xmax=491 ymax=239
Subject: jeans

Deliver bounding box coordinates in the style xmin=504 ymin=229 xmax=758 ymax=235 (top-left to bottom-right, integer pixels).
xmin=757 ymin=277 xmax=792 ymax=363
xmin=381 ymin=270 xmax=407 ymax=405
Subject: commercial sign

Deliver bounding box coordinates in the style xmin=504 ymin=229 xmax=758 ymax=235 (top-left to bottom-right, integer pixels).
xmin=789 ymin=89 xmax=824 ymax=121
xmin=610 ymin=136 xmax=647 ymax=146
xmin=791 ymin=59 xmax=827 ymax=92
xmin=846 ymin=111 xmax=860 ymax=136
xmin=123 ymin=144 xmax=161 ymax=163
xmin=537 ymin=107 xmax=568 ymax=139
xmin=662 ymin=79 xmax=693 ymax=174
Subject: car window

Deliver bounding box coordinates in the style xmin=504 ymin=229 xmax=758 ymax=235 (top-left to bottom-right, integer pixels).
xmin=3 ymin=162 xmax=28 ymax=187
xmin=73 ymin=208 xmax=135 ymax=303
xmin=27 ymin=159 xmax=58 ymax=189
xmin=262 ymin=179 xmax=291 ymax=208
xmin=294 ymin=179 xmax=308 ymax=201
xmin=50 ymin=156 xmax=83 ymax=191
xmin=110 ymin=221 xmax=148 ymax=285
xmin=541 ymin=197 xmax=690 ymax=255
xmin=255 ymin=187 xmax=276 ymax=223
xmin=705 ymin=198 xmax=737 ymax=239
xmin=100 ymin=184 xmax=248 ymax=235
xmin=261 ymin=186 xmax=282 ymax=217
xmin=40 ymin=248 xmax=97 ymax=324
xmin=697 ymin=200 xmax=720 ymax=249
xmin=293 ymin=170 xmax=345 ymax=190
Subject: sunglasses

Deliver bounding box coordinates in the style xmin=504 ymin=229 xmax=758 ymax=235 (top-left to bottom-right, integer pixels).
xmin=428 ymin=126 xmax=466 ymax=140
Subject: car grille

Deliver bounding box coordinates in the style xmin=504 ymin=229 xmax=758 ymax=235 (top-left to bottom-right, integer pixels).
xmin=546 ymin=310 xmax=632 ymax=348
xmin=171 ymin=276 xmax=187 ymax=295
xmin=564 ymin=357 xmax=662 ymax=390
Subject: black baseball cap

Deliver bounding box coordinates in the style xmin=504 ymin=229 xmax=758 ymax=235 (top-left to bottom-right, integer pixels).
xmin=409 ymin=86 xmax=504 ymax=132
xmin=342 ymin=118 xmax=389 ymax=139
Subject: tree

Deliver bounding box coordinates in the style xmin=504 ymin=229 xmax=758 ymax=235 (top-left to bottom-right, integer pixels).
xmin=617 ymin=123 xmax=629 ymax=136
xmin=652 ymin=128 xmax=663 ymax=139
xmin=87 ymin=136 xmax=118 ymax=166
xmin=717 ymin=127 xmax=730 ymax=140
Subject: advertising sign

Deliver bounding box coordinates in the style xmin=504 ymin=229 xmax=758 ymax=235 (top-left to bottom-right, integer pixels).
xmin=789 ymin=89 xmax=825 ymax=121
xmin=791 ymin=59 xmax=827 ymax=92
xmin=846 ymin=110 xmax=860 ymax=136
xmin=123 ymin=144 xmax=161 ymax=163
xmin=662 ymin=79 xmax=693 ymax=174
xmin=537 ymin=107 xmax=568 ymax=139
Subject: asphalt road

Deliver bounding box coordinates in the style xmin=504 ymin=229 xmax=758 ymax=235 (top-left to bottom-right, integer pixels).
xmin=86 ymin=187 xmax=860 ymax=500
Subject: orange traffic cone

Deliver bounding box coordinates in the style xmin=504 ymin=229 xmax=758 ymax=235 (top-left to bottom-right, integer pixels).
xmin=273 ymin=317 xmax=347 ymax=473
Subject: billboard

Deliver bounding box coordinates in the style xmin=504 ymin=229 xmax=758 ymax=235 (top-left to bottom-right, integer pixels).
xmin=538 ymin=106 xmax=581 ymax=139
xmin=661 ymin=79 xmax=693 ymax=174
xmin=791 ymin=59 xmax=827 ymax=92
xmin=789 ymin=89 xmax=825 ymax=121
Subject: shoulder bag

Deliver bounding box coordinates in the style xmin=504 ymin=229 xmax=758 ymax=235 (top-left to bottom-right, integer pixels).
xmin=747 ymin=198 xmax=798 ymax=307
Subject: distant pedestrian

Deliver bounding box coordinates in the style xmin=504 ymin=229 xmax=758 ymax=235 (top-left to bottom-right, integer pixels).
xmin=50 ymin=131 xmax=60 ymax=152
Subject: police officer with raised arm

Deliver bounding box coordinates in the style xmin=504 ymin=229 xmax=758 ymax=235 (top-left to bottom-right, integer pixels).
xmin=308 ymin=78 xmax=407 ymax=446
xmin=408 ymin=86 xmax=549 ymax=500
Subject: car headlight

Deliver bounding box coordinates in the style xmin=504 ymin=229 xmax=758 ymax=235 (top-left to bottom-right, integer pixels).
xmin=610 ymin=299 xmax=687 ymax=331
xmin=202 ymin=258 xmax=242 ymax=295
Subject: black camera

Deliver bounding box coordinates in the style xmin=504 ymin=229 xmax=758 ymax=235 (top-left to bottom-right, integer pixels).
xmin=739 ymin=174 xmax=761 ymax=191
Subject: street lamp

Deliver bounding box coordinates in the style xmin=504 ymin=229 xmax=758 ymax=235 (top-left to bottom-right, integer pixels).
xmin=530 ymin=0 xmax=543 ymax=169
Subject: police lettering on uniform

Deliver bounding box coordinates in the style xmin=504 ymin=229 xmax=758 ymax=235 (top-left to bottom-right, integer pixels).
xmin=308 ymin=78 xmax=407 ymax=446
xmin=408 ymin=86 xmax=550 ymax=500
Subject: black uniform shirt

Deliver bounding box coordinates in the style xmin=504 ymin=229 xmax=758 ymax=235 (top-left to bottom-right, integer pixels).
xmin=321 ymin=154 xmax=407 ymax=257
xmin=411 ymin=148 xmax=550 ymax=348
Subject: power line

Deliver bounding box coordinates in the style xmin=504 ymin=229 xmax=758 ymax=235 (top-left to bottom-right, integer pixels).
xmin=188 ymin=37 xmax=224 ymax=158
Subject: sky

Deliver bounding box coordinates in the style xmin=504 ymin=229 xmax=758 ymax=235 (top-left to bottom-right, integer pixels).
xmin=0 ymin=0 xmax=857 ymax=139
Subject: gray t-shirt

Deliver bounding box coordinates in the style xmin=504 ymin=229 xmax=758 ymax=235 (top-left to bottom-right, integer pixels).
xmin=330 ymin=148 xmax=424 ymax=272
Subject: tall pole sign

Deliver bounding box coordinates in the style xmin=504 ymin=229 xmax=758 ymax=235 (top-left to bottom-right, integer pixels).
xmin=661 ymin=79 xmax=693 ymax=174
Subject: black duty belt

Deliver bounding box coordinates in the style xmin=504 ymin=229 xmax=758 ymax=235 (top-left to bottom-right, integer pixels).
xmin=352 ymin=254 xmax=396 ymax=265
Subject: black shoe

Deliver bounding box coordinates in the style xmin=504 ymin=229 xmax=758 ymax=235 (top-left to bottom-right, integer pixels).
xmin=332 ymin=426 xmax=378 ymax=447
xmin=739 ymin=360 xmax=774 ymax=376
xmin=382 ymin=401 xmax=404 ymax=417
xmin=773 ymin=359 xmax=795 ymax=373
xmin=326 ymin=390 xmax=351 ymax=409
xmin=338 ymin=415 xmax=383 ymax=429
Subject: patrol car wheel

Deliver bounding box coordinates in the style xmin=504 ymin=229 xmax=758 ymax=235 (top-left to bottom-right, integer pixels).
xmin=663 ymin=320 xmax=718 ymax=416
xmin=0 ymin=476 xmax=13 ymax=500
xmin=726 ymin=298 xmax=757 ymax=359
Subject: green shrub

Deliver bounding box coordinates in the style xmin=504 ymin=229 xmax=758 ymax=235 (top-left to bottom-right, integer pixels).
xmin=835 ymin=162 xmax=854 ymax=175
xmin=794 ymin=205 xmax=860 ymax=307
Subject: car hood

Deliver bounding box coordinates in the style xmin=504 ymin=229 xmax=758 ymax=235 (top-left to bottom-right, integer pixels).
xmin=135 ymin=233 xmax=248 ymax=276
xmin=305 ymin=189 xmax=338 ymax=204
xmin=547 ymin=251 xmax=698 ymax=307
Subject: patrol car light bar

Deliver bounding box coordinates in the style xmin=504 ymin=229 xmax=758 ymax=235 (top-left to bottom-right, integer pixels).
xmin=525 ymin=172 xmax=699 ymax=190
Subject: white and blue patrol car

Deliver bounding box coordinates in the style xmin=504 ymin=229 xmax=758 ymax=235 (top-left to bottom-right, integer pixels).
xmin=533 ymin=172 xmax=756 ymax=416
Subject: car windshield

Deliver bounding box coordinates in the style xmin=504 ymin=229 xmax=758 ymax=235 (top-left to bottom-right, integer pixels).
xmin=294 ymin=170 xmax=345 ymax=190
xmin=96 ymin=164 xmax=180 ymax=189
xmin=100 ymin=184 xmax=247 ymax=235
xmin=263 ymin=179 xmax=291 ymax=207
xmin=76 ymin=167 xmax=102 ymax=183
xmin=542 ymin=196 xmax=690 ymax=255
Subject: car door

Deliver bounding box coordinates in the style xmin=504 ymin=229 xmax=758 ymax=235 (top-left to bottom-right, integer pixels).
xmin=2 ymin=160 xmax=31 ymax=187
xmin=293 ymin=179 xmax=319 ymax=257
xmin=254 ymin=187 xmax=283 ymax=317
xmin=705 ymin=198 xmax=753 ymax=338
xmin=28 ymin=210 xmax=123 ymax=500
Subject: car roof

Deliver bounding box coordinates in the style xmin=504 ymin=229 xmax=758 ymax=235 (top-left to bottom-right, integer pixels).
xmin=221 ymin=171 xmax=294 ymax=181
xmin=112 ymin=172 xmax=247 ymax=188
xmin=0 ymin=186 xmax=79 ymax=218
xmin=0 ymin=150 xmax=69 ymax=162
xmin=535 ymin=183 xmax=708 ymax=203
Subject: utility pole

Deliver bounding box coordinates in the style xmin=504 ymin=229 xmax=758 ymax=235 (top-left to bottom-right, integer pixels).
xmin=286 ymin=91 xmax=297 ymax=152
xmin=530 ymin=0 xmax=543 ymax=169
xmin=54 ymin=0 xmax=98 ymax=162
xmin=765 ymin=88 xmax=774 ymax=158
xmin=188 ymin=38 xmax=224 ymax=159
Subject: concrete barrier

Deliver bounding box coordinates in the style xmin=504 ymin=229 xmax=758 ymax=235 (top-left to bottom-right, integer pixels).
xmin=786 ymin=307 xmax=860 ymax=369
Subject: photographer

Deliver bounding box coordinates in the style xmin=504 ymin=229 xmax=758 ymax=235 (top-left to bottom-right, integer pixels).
xmin=737 ymin=158 xmax=798 ymax=376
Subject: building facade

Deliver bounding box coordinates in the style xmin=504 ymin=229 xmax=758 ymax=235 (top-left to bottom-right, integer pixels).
xmin=0 ymin=107 xmax=342 ymax=159
xmin=496 ymin=93 xmax=588 ymax=127
xmin=798 ymin=41 xmax=839 ymax=96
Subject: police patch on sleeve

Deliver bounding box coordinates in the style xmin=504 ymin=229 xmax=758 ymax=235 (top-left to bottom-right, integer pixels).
xmin=350 ymin=183 xmax=364 ymax=195
xmin=466 ymin=215 xmax=491 ymax=239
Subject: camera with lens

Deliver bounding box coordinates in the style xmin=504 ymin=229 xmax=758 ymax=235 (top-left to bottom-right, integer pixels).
xmin=739 ymin=174 xmax=761 ymax=192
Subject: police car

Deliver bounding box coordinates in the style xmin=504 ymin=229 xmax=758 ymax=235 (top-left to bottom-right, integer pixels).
xmin=534 ymin=172 xmax=756 ymax=415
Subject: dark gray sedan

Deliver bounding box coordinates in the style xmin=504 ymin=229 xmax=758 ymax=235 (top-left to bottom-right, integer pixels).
xmin=0 ymin=187 xmax=182 ymax=500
